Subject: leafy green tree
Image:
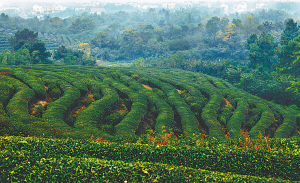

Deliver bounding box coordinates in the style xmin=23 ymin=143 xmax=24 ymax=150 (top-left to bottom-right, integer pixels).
xmin=53 ymin=45 xmax=95 ymax=66
xmin=132 ymin=57 xmax=146 ymax=67
xmin=8 ymin=28 xmax=51 ymax=64
xmin=91 ymin=31 xmax=118 ymax=49
xmin=276 ymin=19 xmax=300 ymax=71
xmin=206 ymin=16 xmax=220 ymax=41
xmin=106 ymin=23 xmax=125 ymax=39
xmin=245 ymin=34 xmax=258 ymax=50
xmin=0 ymin=48 xmax=31 ymax=65
xmin=247 ymin=32 xmax=278 ymax=68
xmin=276 ymin=36 xmax=300 ymax=75
xmin=49 ymin=17 xmax=64 ymax=29
xmin=26 ymin=41 xmax=52 ymax=64
xmin=280 ymin=18 xmax=299 ymax=45
xmin=0 ymin=13 xmax=9 ymax=21
xmin=53 ymin=45 xmax=83 ymax=60
xmin=257 ymin=21 xmax=274 ymax=33
xmin=232 ymin=19 xmax=242 ymax=28
xmin=120 ymin=25 xmax=142 ymax=59
xmin=169 ymin=39 xmax=190 ymax=51
xmin=9 ymin=28 xmax=38 ymax=51
xmin=243 ymin=16 xmax=259 ymax=36
xmin=69 ymin=17 xmax=95 ymax=34
xmin=219 ymin=17 xmax=229 ymax=32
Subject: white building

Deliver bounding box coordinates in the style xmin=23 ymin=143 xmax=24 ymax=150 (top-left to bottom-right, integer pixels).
xmin=33 ymin=5 xmax=44 ymax=13
xmin=90 ymin=8 xmax=105 ymax=15
xmin=55 ymin=5 xmax=67 ymax=11
xmin=75 ymin=7 xmax=86 ymax=11
xmin=141 ymin=5 xmax=158 ymax=9
xmin=234 ymin=2 xmax=247 ymax=13
xmin=256 ymin=3 xmax=268 ymax=10
xmin=221 ymin=3 xmax=229 ymax=14
xmin=197 ymin=2 xmax=211 ymax=8
xmin=162 ymin=2 xmax=176 ymax=9
xmin=3 ymin=7 xmax=20 ymax=12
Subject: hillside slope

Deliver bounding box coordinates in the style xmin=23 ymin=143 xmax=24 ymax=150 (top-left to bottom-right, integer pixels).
xmin=0 ymin=65 xmax=299 ymax=140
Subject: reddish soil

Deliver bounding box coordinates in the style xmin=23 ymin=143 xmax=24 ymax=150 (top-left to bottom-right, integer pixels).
xmin=143 ymin=84 xmax=152 ymax=90
xmin=224 ymin=98 xmax=232 ymax=107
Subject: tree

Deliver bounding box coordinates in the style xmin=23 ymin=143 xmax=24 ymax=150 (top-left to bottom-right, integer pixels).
xmin=77 ymin=43 xmax=96 ymax=66
xmin=120 ymin=25 xmax=142 ymax=59
xmin=0 ymin=48 xmax=31 ymax=65
xmin=69 ymin=17 xmax=95 ymax=34
xmin=8 ymin=28 xmax=51 ymax=64
xmin=276 ymin=19 xmax=300 ymax=71
xmin=0 ymin=13 xmax=9 ymax=20
xmin=49 ymin=17 xmax=64 ymax=29
xmin=257 ymin=21 xmax=274 ymax=33
xmin=243 ymin=16 xmax=259 ymax=36
xmin=26 ymin=41 xmax=52 ymax=64
xmin=219 ymin=17 xmax=229 ymax=32
xmin=53 ymin=45 xmax=83 ymax=60
xmin=245 ymin=34 xmax=258 ymax=50
xmin=9 ymin=28 xmax=38 ymax=51
xmin=106 ymin=23 xmax=125 ymax=39
xmin=169 ymin=39 xmax=190 ymax=51
xmin=54 ymin=44 xmax=96 ymax=66
xmin=206 ymin=16 xmax=220 ymax=41
xmin=280 ymin=18 xmax=299 ymax=45
xmin=246 ymin=32 xmax=278 ymax=68
xmin=91 ymin=31 xmax=117 ymax=49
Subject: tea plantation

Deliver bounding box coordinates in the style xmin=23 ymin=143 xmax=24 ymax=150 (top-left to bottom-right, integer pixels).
xmin=0 ymin=65 xmax=299 ymax=182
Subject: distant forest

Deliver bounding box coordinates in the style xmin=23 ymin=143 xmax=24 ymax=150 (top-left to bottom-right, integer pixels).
xmin=0 ymin=6 xmax=292 ymax=61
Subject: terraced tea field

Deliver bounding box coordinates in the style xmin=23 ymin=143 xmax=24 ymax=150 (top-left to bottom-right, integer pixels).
xmin=0 ymin=65 xmax=299 ymax=140
xmin=1 ymin=65 xmax=300 ymax=182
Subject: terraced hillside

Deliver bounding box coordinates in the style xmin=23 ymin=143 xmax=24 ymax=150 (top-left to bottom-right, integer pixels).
xmin=38 ymin=33 xmax=78 ymax=51
xmin=0 ymin=65 xmax=299 ymax=141
xmin=0 ymin=29 xmax=13 ymax=52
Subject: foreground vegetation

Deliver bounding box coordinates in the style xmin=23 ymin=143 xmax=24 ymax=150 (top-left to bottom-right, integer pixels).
xmin=0 ymin=134 xmax=299 ymax=182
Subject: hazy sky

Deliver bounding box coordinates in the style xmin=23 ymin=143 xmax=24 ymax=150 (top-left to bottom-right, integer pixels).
xmin=4 ymin=0 xmax=291 ymax=3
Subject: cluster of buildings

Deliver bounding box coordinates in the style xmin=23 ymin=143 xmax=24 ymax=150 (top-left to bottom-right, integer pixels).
xmin=125 ymin=1 xmax=269 ymax=14
xmin=0 ymin=1 xmax=271 ymax=20
xmin=32 ymin=5 xmax=67 ymax=14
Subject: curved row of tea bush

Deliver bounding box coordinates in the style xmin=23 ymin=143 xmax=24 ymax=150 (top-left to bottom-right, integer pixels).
xmin=74 ymin=80 xmax=119 ymax=136
xmin=115 ymin=72 xmax=174 ymax=134
xmin=227 ymin=98 xmax=249 ymax=138
xmin=137 ymin=71 xmax=200 ymax=136
xmin=0 ymin=80 xmax=13 ymax=114
xmin=43 ymin=79 xmax=80 ymax=122
xmin=9 ymin=68 xmax=47 ymax=98
xmin=97 ymin=73 xmax=147 ymax=137
xmin=4 ymin=75 xmax=36 ymax=122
